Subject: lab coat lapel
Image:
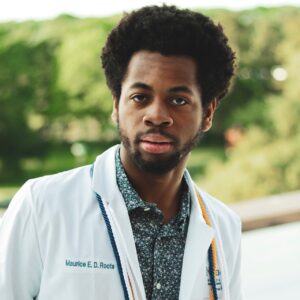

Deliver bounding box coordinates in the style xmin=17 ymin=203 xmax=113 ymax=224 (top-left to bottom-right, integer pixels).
xmin=91 ymin=146 xmax=146 ymax=299
xmin=107 ymin=190 xmax=146 ymax=300
xmin=180 ymin=174 xmax=215 ymax=300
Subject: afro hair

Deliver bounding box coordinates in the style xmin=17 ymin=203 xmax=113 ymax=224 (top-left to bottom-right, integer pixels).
xmin=101 ymin=5 xmax=236 ymax=108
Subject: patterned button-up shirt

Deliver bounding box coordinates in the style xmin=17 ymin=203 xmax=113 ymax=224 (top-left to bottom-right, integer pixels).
xmin=115 ymin=147 xmax=191 ymax=300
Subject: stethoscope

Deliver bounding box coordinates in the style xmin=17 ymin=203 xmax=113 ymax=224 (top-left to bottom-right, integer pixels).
xmin=91 ymin=165 xmax=218 ymax=300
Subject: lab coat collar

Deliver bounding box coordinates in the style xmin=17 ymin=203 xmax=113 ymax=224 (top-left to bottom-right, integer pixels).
xmin=91 ymin=145 xmax=119 ymax=203
xmin=179 ymin=171 xmax=215 ymax=300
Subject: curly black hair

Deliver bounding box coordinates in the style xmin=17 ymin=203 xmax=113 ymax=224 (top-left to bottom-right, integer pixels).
xmin=101 ymin=5 xmax=235 ymax=108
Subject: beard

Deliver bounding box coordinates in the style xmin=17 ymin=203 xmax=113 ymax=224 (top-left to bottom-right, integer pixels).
xmin=117 ymin=123 xmax=203 ymax=175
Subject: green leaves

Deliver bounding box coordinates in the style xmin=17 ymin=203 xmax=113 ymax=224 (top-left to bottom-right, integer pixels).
xmin=1 ymin=8 xmax=300 ymax=197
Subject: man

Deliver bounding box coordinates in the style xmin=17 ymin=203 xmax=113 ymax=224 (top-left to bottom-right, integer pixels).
xmin=0 ymin=5 xmax=242 ymax=300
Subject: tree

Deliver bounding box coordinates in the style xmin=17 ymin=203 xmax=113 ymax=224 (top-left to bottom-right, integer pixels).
xmin=0 ymin=40 xmax=60 ymax=176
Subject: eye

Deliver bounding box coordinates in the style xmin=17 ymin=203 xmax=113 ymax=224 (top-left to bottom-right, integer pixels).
xmin=171 ymin=97 xmax=188 ymax=106
xmin=131 ymin=94 xmax=148 ymax=103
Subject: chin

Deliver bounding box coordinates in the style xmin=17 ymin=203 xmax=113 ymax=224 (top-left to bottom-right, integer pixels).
xmin=132 ymin=150 xmax=182 ymax=174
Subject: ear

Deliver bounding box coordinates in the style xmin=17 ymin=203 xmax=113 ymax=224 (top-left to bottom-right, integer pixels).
xmin=202 ymin=98 xmax=217 ymax=132
xmin=111 ymin=96 xmax=119 ymax=124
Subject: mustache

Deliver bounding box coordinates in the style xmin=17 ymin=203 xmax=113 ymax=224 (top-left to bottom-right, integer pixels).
xmin=134 ymin=128 xmax=179 ymax=144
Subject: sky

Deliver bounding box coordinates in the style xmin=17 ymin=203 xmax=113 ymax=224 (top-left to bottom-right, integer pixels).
xmin=1 ymin=0 xmax=300 ymax=22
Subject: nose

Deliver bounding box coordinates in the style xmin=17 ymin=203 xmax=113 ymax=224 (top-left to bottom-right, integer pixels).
xmin=142 ymin=100 xmax=173 ymax=128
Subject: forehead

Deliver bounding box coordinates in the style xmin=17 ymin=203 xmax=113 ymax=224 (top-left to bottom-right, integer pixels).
xmin=123 ymin=51 xmax=198 ymax=87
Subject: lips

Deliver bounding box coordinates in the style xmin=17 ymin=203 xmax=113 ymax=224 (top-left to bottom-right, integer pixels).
xmin=141 ymin=133 xmax=173 ymax=143
xmin=139 ymin=134 xmax=174 ymax=154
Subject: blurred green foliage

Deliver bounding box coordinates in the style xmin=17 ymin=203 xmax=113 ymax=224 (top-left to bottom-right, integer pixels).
xmin=201 ymin=8 xmax=300 ymax=201
xmin=0 ymin=7 xmax=299 ymax=201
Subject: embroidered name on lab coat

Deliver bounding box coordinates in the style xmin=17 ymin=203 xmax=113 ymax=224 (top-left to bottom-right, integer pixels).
xmin=206 ymin=266 xmax=223 ymax=296
xmin=65 ymin=259 xmax=115 ymax=270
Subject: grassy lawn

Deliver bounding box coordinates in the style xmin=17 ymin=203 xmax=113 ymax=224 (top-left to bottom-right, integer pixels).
xmin=0 ymin=145 xmax=226 ymax=209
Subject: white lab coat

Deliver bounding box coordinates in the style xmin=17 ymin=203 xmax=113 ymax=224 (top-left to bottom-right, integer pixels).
xmin=0 ymin=145 xmax=242 ymax=300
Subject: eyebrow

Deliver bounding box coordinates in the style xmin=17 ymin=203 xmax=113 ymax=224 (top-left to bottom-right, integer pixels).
xmin=168 ymin=86 xmax=194 ymax=95
xmin=129 ymin=82 xmax=153 ymax=91
xmin=129 ymin=82 xmax=194 ymax=95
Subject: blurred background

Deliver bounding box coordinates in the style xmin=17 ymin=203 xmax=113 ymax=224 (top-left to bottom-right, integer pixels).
xmin=1 ymin=0 xmax=300 ymax=203
xmin=0 ymin=0 xmax=300 ymax=298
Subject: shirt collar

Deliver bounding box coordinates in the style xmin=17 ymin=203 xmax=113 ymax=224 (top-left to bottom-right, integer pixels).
xmin=115 ymin=146 xmax=148 ymax=211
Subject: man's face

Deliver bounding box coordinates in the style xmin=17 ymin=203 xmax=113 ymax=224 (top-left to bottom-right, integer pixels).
xmin=112 ymin=51 xmax=215 ymax=174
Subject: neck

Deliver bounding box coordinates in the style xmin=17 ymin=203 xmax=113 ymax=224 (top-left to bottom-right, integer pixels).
xmin=120 ymin=145 xmax=189 ymax=222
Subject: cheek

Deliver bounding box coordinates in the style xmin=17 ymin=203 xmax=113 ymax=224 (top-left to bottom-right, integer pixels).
xmin=178 ymin=111 xmax=202 ymax=133
xmin=119 ymin=102 xmax=143 ymax=124
xmin=192 ymin=108 xmax=203 ymax=129
xmin=118 ymin=109 xmax=139 ymax=134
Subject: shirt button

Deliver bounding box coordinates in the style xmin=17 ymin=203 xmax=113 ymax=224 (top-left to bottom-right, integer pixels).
xmin=156 ymin=283 xmax=161 ymax=290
